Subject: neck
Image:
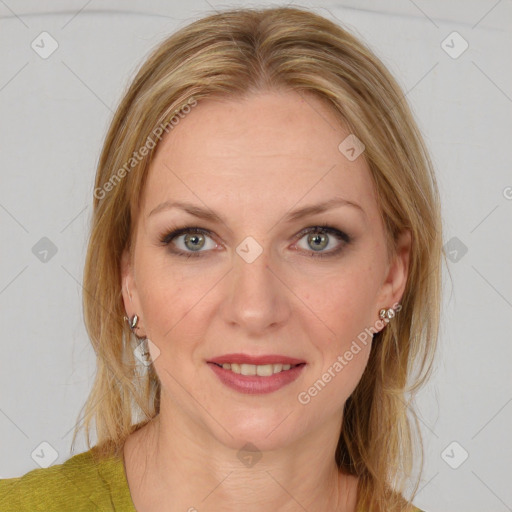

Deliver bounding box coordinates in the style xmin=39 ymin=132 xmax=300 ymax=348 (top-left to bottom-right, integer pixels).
xmin=125 ymin=406 xmax=358 ymax=512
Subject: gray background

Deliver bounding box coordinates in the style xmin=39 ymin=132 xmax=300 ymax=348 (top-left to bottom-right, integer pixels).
xmin=1 ymin=1 xmax=511 ymax=511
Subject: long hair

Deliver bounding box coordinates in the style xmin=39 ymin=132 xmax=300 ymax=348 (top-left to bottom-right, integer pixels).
xmin=73 ymin=7 xmax=444 ymax=511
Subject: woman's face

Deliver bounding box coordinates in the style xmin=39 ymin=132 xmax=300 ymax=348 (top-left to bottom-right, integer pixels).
xmin=122 ymin=90 xmax=410 ymax=451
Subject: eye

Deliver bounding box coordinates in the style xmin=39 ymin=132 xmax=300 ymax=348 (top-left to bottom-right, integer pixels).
xmin=159 ymin=227 xmax=217 ymax=258
xmin=159 ymin=224 xmax=351 ymax=259
xmin=293 ymin=225 xmax=351 ymax=258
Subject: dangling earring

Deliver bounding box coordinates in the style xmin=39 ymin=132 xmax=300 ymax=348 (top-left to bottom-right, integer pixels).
xmin=123 ymin=314 xmax=151 ymax=365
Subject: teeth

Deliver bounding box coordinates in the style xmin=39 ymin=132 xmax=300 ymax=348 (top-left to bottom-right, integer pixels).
xmin=256 ymin=364 xmax=272 ymax=377
xmin=218 ymin=363 xmax=298 ymax=376
xmin=241 ymin=364 xmax=256 ymax=376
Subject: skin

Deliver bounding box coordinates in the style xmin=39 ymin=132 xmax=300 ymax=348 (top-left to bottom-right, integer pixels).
xmin=121 ymin=90 xmax=411 ymax=512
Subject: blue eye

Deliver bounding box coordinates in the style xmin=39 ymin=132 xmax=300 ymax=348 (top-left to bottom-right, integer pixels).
xmin=159 ymin=224 xmax=351 ymax=259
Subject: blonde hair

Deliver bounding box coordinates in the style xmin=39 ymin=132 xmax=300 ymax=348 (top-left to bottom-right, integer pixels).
xmin=73 ymin=6 xmax=443 ymax=511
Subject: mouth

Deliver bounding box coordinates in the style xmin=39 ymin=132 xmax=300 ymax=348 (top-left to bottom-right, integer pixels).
xmin=206 ymin=355 xmax=307 ymax=394
xmin=209 ymin=362 xmax=306 ymax=377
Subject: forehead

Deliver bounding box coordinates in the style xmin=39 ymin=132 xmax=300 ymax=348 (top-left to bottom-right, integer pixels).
xmin=141 ymin=91 xmax=378 ymax=221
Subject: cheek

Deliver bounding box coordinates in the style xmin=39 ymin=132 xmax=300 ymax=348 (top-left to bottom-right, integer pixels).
xmin=135 ymin=253 xmax=223 ymax=367
xmin=294 ymin=257 xmax=380 ymax=404
xmin=298 ymin=280 xmax=374 ymax=412
xmin=135 ymin=253 xmax=188 ymax=341
xmin=300 ymin=260 xmax=382 ymax=347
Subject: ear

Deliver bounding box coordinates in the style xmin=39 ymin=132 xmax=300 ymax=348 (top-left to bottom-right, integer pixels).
xmin=376 ymin=229 xmax=411 ymax=313
xmin=121 ymin=248 xmax=144 ymax=331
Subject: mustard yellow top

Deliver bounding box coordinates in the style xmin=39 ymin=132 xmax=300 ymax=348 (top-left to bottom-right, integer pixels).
xmin=0 ymin=448 xmax=137 ymax=511
xmin=0 ymin=448 xmax=425 ymax=511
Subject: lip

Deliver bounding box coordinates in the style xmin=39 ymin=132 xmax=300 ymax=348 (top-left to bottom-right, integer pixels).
xmin=208 ymin=353 xmax=306 ymax=365
xmin=207 ymin=358 xmax=306 ymax=395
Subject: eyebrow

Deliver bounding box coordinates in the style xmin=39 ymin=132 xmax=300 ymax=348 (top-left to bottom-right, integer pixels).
xmin=148 ymin=197 xmax=366 ymax=223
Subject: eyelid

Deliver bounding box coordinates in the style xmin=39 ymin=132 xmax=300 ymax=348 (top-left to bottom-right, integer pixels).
xmin=160 ymin=226 xmax=214 ymax=246
xmin=291 ymin=225 xmax=351 ymax=258
xmin=294 ymin=224 xmax=351 ymax=244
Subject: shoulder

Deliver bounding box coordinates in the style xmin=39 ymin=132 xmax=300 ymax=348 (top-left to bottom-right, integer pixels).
xmin=0 ymin=448 xmax=136 ymax=512
xmin=0 ymin=450 xmax=101 ymax=512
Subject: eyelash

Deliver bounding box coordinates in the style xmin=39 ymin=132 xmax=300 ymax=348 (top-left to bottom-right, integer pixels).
xmin=159 ymin=224 xmax=352 ymax=260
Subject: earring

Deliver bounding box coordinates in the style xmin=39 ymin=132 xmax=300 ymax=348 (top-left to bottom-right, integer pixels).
xmin=124 ymin=313 xmax=151 ymax=365
xmin=379 ymin=306 xmax=397 ymax=320
xmin=124 ymin=314 xmax=139 ymax=331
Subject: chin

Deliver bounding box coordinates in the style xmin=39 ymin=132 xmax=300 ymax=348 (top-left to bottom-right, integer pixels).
xmin=206 ymin=408 xmax=302 ymax=453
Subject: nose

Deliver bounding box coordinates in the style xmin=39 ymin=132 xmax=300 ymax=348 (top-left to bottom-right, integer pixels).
xmin=222 ymin=239 xmax=291 ymax=335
